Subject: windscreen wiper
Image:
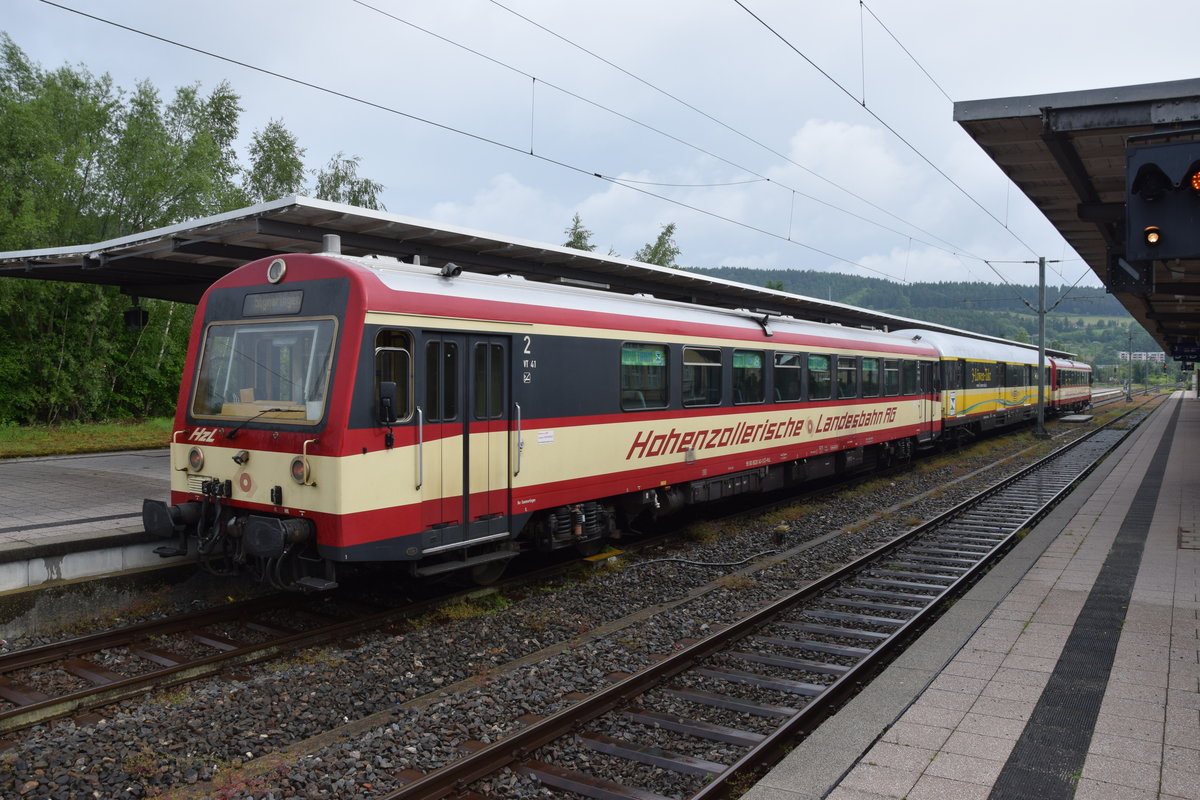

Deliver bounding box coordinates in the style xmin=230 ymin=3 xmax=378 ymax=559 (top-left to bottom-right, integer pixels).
xmin=225 ymin=407 xmax=285 ymax=439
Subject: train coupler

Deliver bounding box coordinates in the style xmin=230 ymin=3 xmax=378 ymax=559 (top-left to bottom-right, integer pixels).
xmin=143 ymin=498 xmax=200 ymax=557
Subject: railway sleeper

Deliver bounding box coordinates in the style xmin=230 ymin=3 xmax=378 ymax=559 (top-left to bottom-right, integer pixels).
xmin=825 ymin=597 xmax=926 ymax=614
xmin=695 ymin=667 xmax=825 ymax=698
xmin=728 ymin=649 xmax=849 ymax=676
xmin=857 ymin=577 xmax=951 ymax=593
xmin=518 ymin=759 xmax=674 ymax=800
xmin=866 ymin=569 xmax=956 ymax=584
xmin=838 ymin=586 xmax=939 ymax=604
xmin=751 ymin=635 xmax=873 ymax=658
xmin=806 ymin=609 xmax=907 ymax=627
xmin=579 ymin=731 xmax=727 ymax=777
xmin=623 ymin=707 xmax=768 ymax=746
xmin=661 ymin=686 xmax=800 ymax=718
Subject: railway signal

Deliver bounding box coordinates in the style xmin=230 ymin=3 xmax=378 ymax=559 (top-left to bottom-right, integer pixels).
xmin=1125 ymin=139 xmax=1200 ymax=261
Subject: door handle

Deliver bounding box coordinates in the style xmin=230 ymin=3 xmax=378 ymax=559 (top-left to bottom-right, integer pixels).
xmin=514 ymin=402 xmax=524 ymax=476
xmin=415 ymin=405 xmax=424 ymax=490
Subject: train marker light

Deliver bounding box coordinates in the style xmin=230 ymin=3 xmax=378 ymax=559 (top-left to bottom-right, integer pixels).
xmin=290 ymin=455 xmax=309 ymax=484
xmin=187 ymin=447 xmax=205 ymax=471
xmin=1144 ymin=226 xmax=1162 ymax=247
xmin=267 ymin=258 xmax=287 ymax=284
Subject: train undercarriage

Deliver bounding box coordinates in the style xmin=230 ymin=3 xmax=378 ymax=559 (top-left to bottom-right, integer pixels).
xmin=143 ymin=436 xmax=921 ymax=592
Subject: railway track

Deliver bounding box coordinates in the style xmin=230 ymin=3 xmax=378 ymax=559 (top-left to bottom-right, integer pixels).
xmin=0 ymin=399 xmax=1153 ymax=795
xmin=0 ymin=593 xmax=399 ymax=740
xmin=375 ymin=405 xmax=1153 ymax=800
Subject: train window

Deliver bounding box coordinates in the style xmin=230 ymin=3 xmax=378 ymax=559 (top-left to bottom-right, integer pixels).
xmin=375 ymin=330 xmax=412 ymax=423
xmin=862 ymin=358 xmax=880 ymax=397
xmin=808 ymin=354 xmax=831 ymax=400
xmin=883 ymin=360 xmax=901 ymax=396
xmin=473 ymin=342 xmax=504 ymax=419
xmin=191 ymin=318 xmax=337 ymax=422
xmin=774 ymin=352 xmax=803 ymax=402
xmin=1006 ymin=364 xmax=1024 ymax=388
xmin=836 ymin=357 xmax=858 ymax=399
xmin=943 ymin=360 xmax=964 ymax=391
xmin=425 ymin=341 xmax=459 ymax=421
xmin=621 ymin=343 xmax=668 ymax=410
xmin=733 ymin=350 xmax=764 ymax=404
xmin=901 ymin=360 xmax=919 ymax=395
xmin=683 ymin=347 xmax=722 ymax=407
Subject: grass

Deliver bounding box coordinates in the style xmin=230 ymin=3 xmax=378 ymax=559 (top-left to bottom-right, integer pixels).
xmin=0 ymin=417 xmax=173 ymax=458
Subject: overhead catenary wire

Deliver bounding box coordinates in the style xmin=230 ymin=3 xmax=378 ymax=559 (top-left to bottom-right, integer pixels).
xmin=859 ymin=1 xmax=954 ymax=103
xmin=37 ymin=0 xmax=1085 ymax=304
xmin=353 ymin=0 xmax=983 ymax=266
xmin=485 ymin=0 xmax=1084 ymax=306
xmin=36 ymin=0 xmax=918 ymax=283
xmin=484 ymin=0 xmax=982 ymax=262
xmin=732 ymin=0 xmax=1042 ymax=259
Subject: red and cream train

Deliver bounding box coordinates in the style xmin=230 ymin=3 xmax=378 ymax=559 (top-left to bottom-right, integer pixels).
xmin=143 ymin=247 xmax=1092 ymax=590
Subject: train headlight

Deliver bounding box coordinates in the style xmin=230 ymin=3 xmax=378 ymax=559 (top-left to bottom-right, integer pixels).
xmin=290 ymin=455 xmax=309 ymax=485
xmin=187 ymin=447 xmax=205 ymax=471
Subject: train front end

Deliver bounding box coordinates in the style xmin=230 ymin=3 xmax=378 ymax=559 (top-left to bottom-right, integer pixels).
xmin=142 ymin=251 xmax=365 ymax=591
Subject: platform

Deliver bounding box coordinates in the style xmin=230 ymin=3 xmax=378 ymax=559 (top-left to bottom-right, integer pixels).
xmin=746 ymin=390 xmax=1198 ymax=800
xmin=0 ymin=450 xmax=178 ymax=592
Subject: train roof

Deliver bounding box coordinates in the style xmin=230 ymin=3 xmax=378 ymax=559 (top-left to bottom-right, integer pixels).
xmin=893 ymin=328 xmax=1093 ymax=369
xmin=0 ymin=196 xmax=1078 ymax=358
xmin=891 ymin=329 xmax=1043 ymax=365
xmin=338 ymin=251 xmax=936 ymax=353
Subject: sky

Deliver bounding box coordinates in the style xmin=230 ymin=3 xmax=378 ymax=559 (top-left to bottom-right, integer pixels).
xmin=5 ymin=0 xmax=1199 ymax=290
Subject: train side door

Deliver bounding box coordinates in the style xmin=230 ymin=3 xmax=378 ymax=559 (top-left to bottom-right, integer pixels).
xmin=421 ymin=335 xmax=465 ymax=530
xmin=466 ymin=336 xmax=511 ymax=539
xmin=420 ymin=334 xmax=511 ymax=541
xmin=919 ymin=361 xmax=934 ymax=431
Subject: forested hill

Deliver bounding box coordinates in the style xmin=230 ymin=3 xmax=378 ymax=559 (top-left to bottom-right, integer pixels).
xmin=692 ymin=267 xmax=1124 ymax=318
xmin=689 ymin=267 xmax=1153 ymax=368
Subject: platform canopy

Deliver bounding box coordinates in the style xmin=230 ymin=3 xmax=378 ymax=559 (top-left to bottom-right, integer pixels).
xmin=955 ymin=78 xmax=1200 ymax=360
xmin=0 ymin=195 xmax=1076 ymax=356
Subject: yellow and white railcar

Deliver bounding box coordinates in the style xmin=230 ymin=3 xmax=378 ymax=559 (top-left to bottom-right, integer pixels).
xmin=892 ymin=329 xmax=1048 ymax=441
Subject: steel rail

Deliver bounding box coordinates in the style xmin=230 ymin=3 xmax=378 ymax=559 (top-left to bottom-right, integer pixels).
xmin=379 ymin=405 xmax=1151 ymax=800
xmin=0 ymin=598 xmax=400 ymax=734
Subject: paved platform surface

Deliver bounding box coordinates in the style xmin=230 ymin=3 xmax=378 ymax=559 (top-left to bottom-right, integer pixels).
xmin=0 ymin=450 xmax=168 ymax=551
xmin=747 ymin=391 xmax=1199 ymax=800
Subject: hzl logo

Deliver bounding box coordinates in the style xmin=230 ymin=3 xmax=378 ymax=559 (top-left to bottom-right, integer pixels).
xmin=189 ymin=428 xmax=219 ymax=443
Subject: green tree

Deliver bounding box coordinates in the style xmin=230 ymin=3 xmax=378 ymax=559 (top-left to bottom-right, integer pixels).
xmin=0 ymin=34 xmax=118 ymax=249
xmin=313 ymin=151 xmax=385 ymax=209
xmin=563 ymin=213 xmax=596 ymax=251
xmin=101 ymin=80 xmax=173 ymax=236
xmin=0 ymin=35 xmax=386 ymax=423
xmin=244 ymin=118 xmax=307 ymax=203
xmin=764 ymin=278 xmax=785 ymax=291
xmin=159 ymin=81 xmax=245 ymax=222
xmin=634 ymin=222 xmax=681 ymax=268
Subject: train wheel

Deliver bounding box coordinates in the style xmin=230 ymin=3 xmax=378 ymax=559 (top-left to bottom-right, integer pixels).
xmin=471 ymin=559 xmax=508 ymax=585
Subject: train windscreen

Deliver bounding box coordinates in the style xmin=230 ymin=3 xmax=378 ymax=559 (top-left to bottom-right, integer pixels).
xmin=190 ymin=318 xmax=337 ymax=422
